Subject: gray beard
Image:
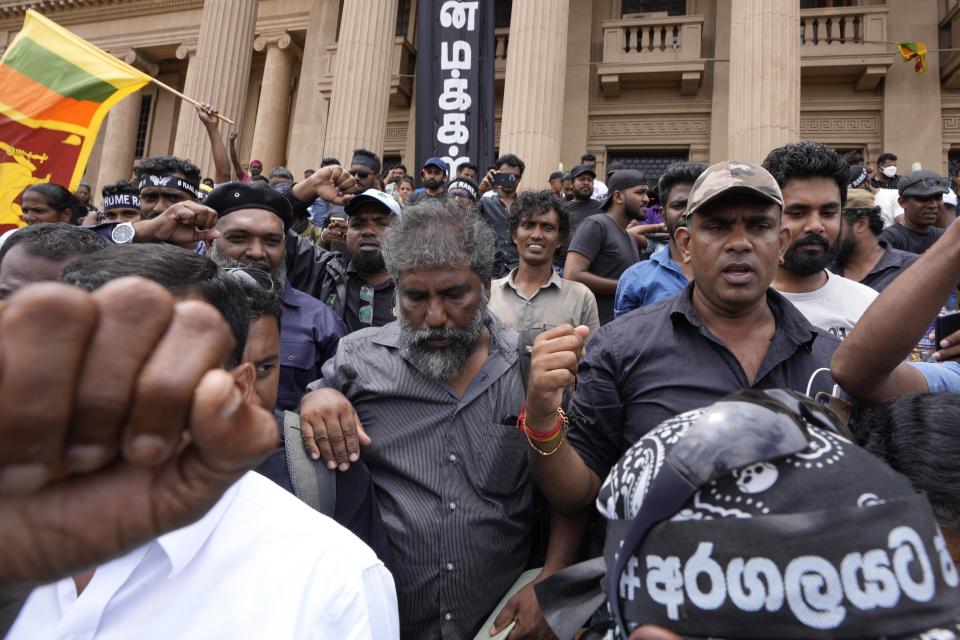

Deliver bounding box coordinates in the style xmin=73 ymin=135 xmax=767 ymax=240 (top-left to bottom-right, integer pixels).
xmin=397 ymin=293 xmax=488 ymax=382
xmin=209 ymin=244 xmax=286 ymax=291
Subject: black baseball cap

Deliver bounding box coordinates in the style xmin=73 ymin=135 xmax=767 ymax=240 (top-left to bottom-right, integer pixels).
xmin=569 ymin=164 xmax=596 ymax=180
xmin=600 ymin=170 xmax=647 ymax=210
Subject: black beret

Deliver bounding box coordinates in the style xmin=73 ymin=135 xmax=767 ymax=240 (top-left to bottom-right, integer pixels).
xmin=205 ymin=182 xmax=293 ymax=231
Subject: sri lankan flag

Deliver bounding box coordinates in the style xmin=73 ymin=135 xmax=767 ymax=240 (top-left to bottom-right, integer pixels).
xmin=896 ymin=42 xmax=928 ymax=75
xmin=0 ymin=10 xmax=151 ymax=231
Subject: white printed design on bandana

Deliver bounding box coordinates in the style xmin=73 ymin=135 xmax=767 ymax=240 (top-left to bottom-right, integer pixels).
xmin=733 ymin=462 xmax=779 ymax=495
xmin=597 ymin=411 xmax=697 ymax=520
xmin=638 ymin=526 xmax=944 ymax=630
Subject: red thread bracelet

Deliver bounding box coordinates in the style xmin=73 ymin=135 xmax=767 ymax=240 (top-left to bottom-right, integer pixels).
xmin=516 ymin=403 xmax=565 ymax=442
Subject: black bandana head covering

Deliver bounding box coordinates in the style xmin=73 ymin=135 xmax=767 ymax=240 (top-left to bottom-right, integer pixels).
xmin=102 ymin=193 xmax=140 ymax=211
xmin=848 ymin=165 xmax=870 ymax=189
xmin=599 ymin=400 xmax=960 ymax=639
xmin=137 ymin=174 xmax=201 ymax=199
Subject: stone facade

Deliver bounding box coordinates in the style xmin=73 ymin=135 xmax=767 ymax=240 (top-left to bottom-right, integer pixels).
xmin=0 ymin=0 xmax=955 ymax=203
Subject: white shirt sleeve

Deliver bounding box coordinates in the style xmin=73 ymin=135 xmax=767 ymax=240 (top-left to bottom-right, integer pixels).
xmin=313 ymin=564 xmax=400 ymax=640
xmin=873 ymin=189 xmax=903 ymax=228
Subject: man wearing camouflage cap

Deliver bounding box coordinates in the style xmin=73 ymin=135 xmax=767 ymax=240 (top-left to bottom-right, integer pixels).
xmin=517 ymin=162 xmax=842 ymax=601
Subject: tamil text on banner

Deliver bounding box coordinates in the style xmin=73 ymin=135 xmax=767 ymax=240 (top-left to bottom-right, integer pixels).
xmin=0 ymin=9 xmax=151 ymax=232
xmin=415 ymin=0 xmax=495 ymax=181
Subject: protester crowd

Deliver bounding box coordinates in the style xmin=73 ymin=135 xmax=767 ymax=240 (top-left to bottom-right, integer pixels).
xmin=2 ymin=102 xmax=960 ymax=640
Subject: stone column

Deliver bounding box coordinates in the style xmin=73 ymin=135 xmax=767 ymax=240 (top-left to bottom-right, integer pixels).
xmin=287 ymin=2 xmax=341 ymax=174
xmin=727 ymin=0 xmax=800 ymax=164
xmin=499 ymin=0 xmax=569 ymax=188
xmin=323 ymin=0 xmax=397 ymax=162
xmin=250 ymin=32 xmax=301 ymax=172
xmin=172 ymin=0 xmax=257 ymax=177
xmin=95 ymin=50 xmax=159 ymax=199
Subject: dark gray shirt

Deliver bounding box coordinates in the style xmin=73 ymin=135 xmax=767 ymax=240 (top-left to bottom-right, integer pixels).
xmin=567 ymin=213 xmax=641 ymax=324
xmin=479 ymin=194 xmax=519 ymax=278
xmin=835 ymin=240 xmax=919 ymax=293
xmin=878 ymin=223 xmax=945 ymax=254
xmin=568 ymin=198 xmax=604 ymax=228
xmin=315 ymin=314 xmax=532 ymax=639
xmin=566 ymin=284 xmax=841 ymax=480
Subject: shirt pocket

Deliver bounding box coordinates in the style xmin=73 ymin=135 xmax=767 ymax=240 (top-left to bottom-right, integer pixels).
xmin=471 ymin=421 xmax=530 ymax=498
xmin=281 ymin=338 xmax=317 ymax=372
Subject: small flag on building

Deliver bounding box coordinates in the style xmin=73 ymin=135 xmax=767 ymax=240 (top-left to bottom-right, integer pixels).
xmin=0 ymin=9 xmax=151 ymax=231
xmin=896 ymin=41 xmax=928 ymax=75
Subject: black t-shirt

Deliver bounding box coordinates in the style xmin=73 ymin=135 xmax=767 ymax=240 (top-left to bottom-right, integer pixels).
xmin=877 ymin=223 xmax=945 ymax=255
xmin=869 ymin=175 xmax=900 ymax=190
xmin=344 ymin=273 xmax=397 ymax=332
xmin=568 ymin=198 xmax=604 ymax=228
xmin=567 ymin=214 xmax=640 ymax=324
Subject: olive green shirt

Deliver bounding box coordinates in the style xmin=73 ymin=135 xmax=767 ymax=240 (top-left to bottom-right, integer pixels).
xmin=490 ymin=269 xmax=601 ymax=336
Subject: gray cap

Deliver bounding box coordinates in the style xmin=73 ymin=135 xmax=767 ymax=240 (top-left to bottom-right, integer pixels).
xmin=898 ymin=170 xmax=950 ymax=198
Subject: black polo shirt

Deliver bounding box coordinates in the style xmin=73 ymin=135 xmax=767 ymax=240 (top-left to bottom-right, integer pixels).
xmin=565 ymin=284 xmax=841 ymax=480
xmin=835 ymin=241 xmax=918 ymax=293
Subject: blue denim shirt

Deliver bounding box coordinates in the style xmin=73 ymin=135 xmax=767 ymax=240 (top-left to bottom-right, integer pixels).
xmin=278 ymin=282 xmax=347 ymax=411
xmin=613 ymin=243 xmax=688 ymax=318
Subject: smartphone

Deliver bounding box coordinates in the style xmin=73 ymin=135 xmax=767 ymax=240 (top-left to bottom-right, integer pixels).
xmin=493 ymin=172 xmax=518 ymax=189
xmin=935 ymin=310 xmax=960 ymax=349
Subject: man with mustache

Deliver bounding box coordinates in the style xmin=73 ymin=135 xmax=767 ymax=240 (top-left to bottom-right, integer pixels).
xmin=764 ymin=142 xmax=878 ymax=339
xmin=405 ymin=157 xmax=449 ymax=205
xmin=564 ymin=169 xmax=646 ymax=324
xmin=297 ymin=202 xmax=535 ymax=639
xmin=878 ymin=170 xmax=950 ymax=254
xmin=206 ymin=182 xmax=346 ymax=412
xmin=521 ymin=160 xmax=839 ymax=533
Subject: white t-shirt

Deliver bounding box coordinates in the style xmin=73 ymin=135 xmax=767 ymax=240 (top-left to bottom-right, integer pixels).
xmin=777 ymin=270 xmax=878 ymax=340
xmin=873 ymin=188 xmax=903 ymax=228
xmin=10 ymin=472 xmax=400 ymax=640
xmin=591 ymin=178 xmax=608 ymax=202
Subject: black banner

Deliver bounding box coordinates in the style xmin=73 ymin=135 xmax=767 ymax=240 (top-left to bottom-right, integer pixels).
xmin=415 ymin=0 xmax=495 ymax=180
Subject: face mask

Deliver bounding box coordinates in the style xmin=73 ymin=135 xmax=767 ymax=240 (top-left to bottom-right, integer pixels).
xmin=882 ymin=165 xmax=897 ymax=178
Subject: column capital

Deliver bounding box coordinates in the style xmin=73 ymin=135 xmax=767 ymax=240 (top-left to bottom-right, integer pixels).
xmin=175 ymin=41 xmax=198 ymax=60
xmin=113 ymin=47 xmax=159 ymax=76
xmin=254 ymin=31 xmax=301 ymax=57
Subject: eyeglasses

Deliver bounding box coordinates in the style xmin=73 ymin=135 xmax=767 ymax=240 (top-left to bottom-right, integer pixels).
xmin=358 ymin=284 xmax=374 ymax=325
xmin=350 ymin=169 xmax=371 ymax=180
xmin=606 ymin=389 xmax=844 ymax=637
xmin=223 ymin=267 xmax=276 ymax=292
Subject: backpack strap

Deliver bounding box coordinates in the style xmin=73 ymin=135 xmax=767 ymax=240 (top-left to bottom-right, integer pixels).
xmin=283 ymin=411 xmax=337 ymax=517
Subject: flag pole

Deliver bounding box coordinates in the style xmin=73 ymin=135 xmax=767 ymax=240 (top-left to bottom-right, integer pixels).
xmin=149 ymin=77 xmax=237 ymax=126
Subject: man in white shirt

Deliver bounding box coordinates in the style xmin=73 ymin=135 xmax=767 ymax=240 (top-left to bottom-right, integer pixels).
xmin=764 ymin=142 xmax=877 ymax=339
xmin=9 ymin=472 xmax=399 ymax=640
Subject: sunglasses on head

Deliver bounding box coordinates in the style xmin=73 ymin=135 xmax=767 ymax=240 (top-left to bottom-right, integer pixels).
xmin=607 ymin=389 xmax=845 ymax=638
xmin=223 ymin=267 xmax=276 ymax=292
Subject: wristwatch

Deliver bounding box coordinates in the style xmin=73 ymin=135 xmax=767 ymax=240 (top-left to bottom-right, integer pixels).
xmin=111 ymin=221 xmax=136 ymax=244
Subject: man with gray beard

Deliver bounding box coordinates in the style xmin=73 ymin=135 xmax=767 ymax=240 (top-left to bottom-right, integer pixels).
xmin=205 ymin=182 xmax=346 ymax=412
xmin=298 ymin=201 xmax=536 ymax=639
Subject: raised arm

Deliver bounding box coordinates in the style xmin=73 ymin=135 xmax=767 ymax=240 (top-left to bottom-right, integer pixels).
xmin=228 ymin=131 xmax=245 ymax=180
xmin=196 ymin=104 xmax=231 ymax=184
xmin=831 ymin=220 xmax=960 ymax=401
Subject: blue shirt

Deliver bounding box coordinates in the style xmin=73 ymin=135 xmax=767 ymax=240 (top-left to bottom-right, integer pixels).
xmin=613 ymin=243 xmax=688 ymax=318
xmin=278 ymin=282 xmax=347 ymax=411
xmin=911 ymin=361 xmax=960 ymax=392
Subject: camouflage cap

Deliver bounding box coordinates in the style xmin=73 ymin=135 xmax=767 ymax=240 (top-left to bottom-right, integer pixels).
xmin=844 ymin=188 xmax=876 ymax=211
xmin=685 ymin=160 xmax=783 ymax=219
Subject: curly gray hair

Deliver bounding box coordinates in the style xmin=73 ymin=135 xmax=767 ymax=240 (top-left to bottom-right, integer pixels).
xmin=383 ymin=200 xmax=496 ymax=282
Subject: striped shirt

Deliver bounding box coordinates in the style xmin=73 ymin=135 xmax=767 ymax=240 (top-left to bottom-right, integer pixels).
xmin=315 ymin=314 xmax=533 ymax=639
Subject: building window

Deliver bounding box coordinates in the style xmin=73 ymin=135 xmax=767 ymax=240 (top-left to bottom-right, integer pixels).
xmin=133 ymin=95 xmax=152 ymax=160
xmin=622 ymin=0 xmax=686 ymax=16
xmin=606 ymin=150 xmax=689 ymax=185
xmin=396 ymin=0 xmax=411 ymax=37
xmin=495 ymin=0 xmax=512 ymax=28
xmin=382 ymin=155 xmax=402 ymax=177
xmin=949 ymin=150 xmax=960 ymax=182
